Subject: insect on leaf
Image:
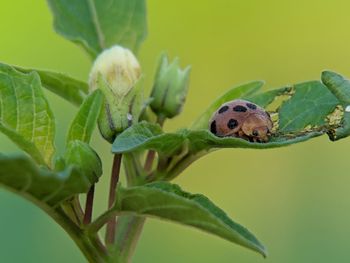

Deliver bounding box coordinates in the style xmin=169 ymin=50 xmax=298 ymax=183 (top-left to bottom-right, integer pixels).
xmin=191 ymin=81 xmax=264 ymax=130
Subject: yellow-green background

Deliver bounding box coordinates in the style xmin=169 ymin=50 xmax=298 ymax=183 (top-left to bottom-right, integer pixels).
xmin=1 ymin=1 xmax=350 ymax=262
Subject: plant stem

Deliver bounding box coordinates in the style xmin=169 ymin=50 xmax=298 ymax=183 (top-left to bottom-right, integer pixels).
xmin=61 ymin=199 xmax=82 ymax=225
xmin=144 ymin=115 xmax=166 ymax=172
xmin=165 ymin=152 xmax=206 ymax=181
xmin=113 ymin=215 xmax=146 ymax=263
xmin=53 ymin=206 xmax=108 ymax=262
xmin=83 ymin=184 xmax=95 ymax=225
xmin=106 ymin=154 xmax=122 ymax=244
xmin=144 ymin=150 xmax=156 ymax=172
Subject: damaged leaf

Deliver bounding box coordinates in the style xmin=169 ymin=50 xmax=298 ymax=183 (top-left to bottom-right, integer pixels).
xmin=322 ymin=71 xmax=350 ymax=140
xmin=278 ymin=81 xmax=338 ymax=133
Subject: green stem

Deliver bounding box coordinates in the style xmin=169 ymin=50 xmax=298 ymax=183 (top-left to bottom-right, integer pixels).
xmin=52 ymin=206 xmax=108 ymax=262
xmin=165 ymin=152 xmax=206 ymax=181
xmin=114 ymin=154 xmax=147 ymax=262
xmin=90 ymin=210 xmax=145 ymax=262
xmin=89 ymin=210 xmax=123 ymax=233
xmin=124 ymin=153 xmax=144 ymax=186
xmin=113 ymin=215 xmax=146 ymax=263
xmin=61 ymin=199 xmax=82 ymax=225
xmin=144 ymin=115 xmax=166 ymax=173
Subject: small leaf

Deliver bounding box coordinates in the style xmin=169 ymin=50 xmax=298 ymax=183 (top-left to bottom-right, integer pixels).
xmin=113 ymin=182 xmax=266 ymax=257
xmin=66 ymin=89 xmax=103 ymax=144
xmin=322 ymin=71 xmax=350 ymax=140
xmin=47 ymin=0 xmax=148 ymax=58
xmin=278 ymin=81 xmax=338 ymax=132
xmin=64 ymin=140 xmax=102 ymax=183
xmin=112 ymin=121 xmax=184 ymax=155
xmin=14 ymin=65 xmax=88 ymax=106
xmin=0 ymin=64 xmax=55 ymax=166
xmin=322 ymin=71 xmax=350 ymax=104
xmin=191 ymin=81 xmax=264 ymax=130
xmin=0 ymin=154 xmax=99 ymax=206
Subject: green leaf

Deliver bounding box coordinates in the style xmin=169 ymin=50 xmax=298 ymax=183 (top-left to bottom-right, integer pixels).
xmin=190 ymin=81 xmax=264 ymax=130
xmin=0 ymin=64 xmax=55 ymax=166
xmin=113 ymin=182 xmax=266 ymax=257
xmin=0 ymin=154 xmax=99 ymax=206
xmin=112 ymin=122 xmax=323 ymax=156
xmin=322 ymin=71 xmax=350 ymax=140
xmin=278 ymin=81 xmax=338 ymax=132
xmin=112 ymin=122 xmax=184 ymax=155
xmin=47 ymin=0 xmax=148 ymax=58
xmin=322 ymin=71 xmax=350 ymax=104
xmin=14 ymin=65 xmax=88 ymax=106
xmin=247 ymin=86 xmax=293 ymax=107
xmin=64 ymin=140 xmax=102 ymax=183
xmin=66 ymin=89 xmax=103 ymax=144
xmin=114 ymin=78 xmax=345 ymax=180
xmin=185 ymin=129 xmax=323 ymax=153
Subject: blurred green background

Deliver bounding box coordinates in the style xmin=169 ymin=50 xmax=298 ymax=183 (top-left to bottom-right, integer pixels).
xmin=1 ymin=0 xmax=350 ymax=262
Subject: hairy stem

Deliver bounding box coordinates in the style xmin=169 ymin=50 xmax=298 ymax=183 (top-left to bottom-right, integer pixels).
xmin=83 ymin=184 xmax=95 ymax=225
xmin=106 ymin=154 xmax=122 ymax=244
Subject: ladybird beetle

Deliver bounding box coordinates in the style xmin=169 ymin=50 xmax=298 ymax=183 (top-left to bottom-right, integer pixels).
xmin=209 ymin=99 xmax=273 ymax=142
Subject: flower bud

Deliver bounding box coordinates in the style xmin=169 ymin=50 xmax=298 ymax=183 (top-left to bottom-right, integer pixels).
xmin=89 ymin=45 xmax=143 ymax=142
xmin=150 ymin=53 xmax=191 ymax=119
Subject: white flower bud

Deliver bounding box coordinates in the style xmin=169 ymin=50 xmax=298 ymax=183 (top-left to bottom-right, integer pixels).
xmin=89 ymin=45 xmax=141 ymax=98
xmin=88 ymin=45 xmax=143 ymax=142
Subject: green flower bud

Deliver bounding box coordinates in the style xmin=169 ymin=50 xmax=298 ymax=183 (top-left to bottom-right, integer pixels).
xmin=89 ymin=45 xmax=143 ymax=142
xmin=150 ymin=53 xmax=191 ymax=119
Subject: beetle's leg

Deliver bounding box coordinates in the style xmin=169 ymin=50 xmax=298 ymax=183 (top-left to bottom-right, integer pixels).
xmin=237 ymin=130 xmax=245 ymax=137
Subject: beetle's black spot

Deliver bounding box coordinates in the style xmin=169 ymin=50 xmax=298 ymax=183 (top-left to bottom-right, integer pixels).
xmin=227 ymin=119 xmax=238 ymax=129
xmin=246 ymin=103 xmax=257 ymax=110
xmin=218 ymin=105 xmax=229 ymax=114
xmin=233 ymin=105 xmax=247 ymax=112
xmin=210 ymin=120 xmax=217 ymax=134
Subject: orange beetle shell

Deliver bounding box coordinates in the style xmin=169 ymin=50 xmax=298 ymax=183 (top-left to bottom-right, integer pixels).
xmin=209 ymin=99 xmax=273 ymax=142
